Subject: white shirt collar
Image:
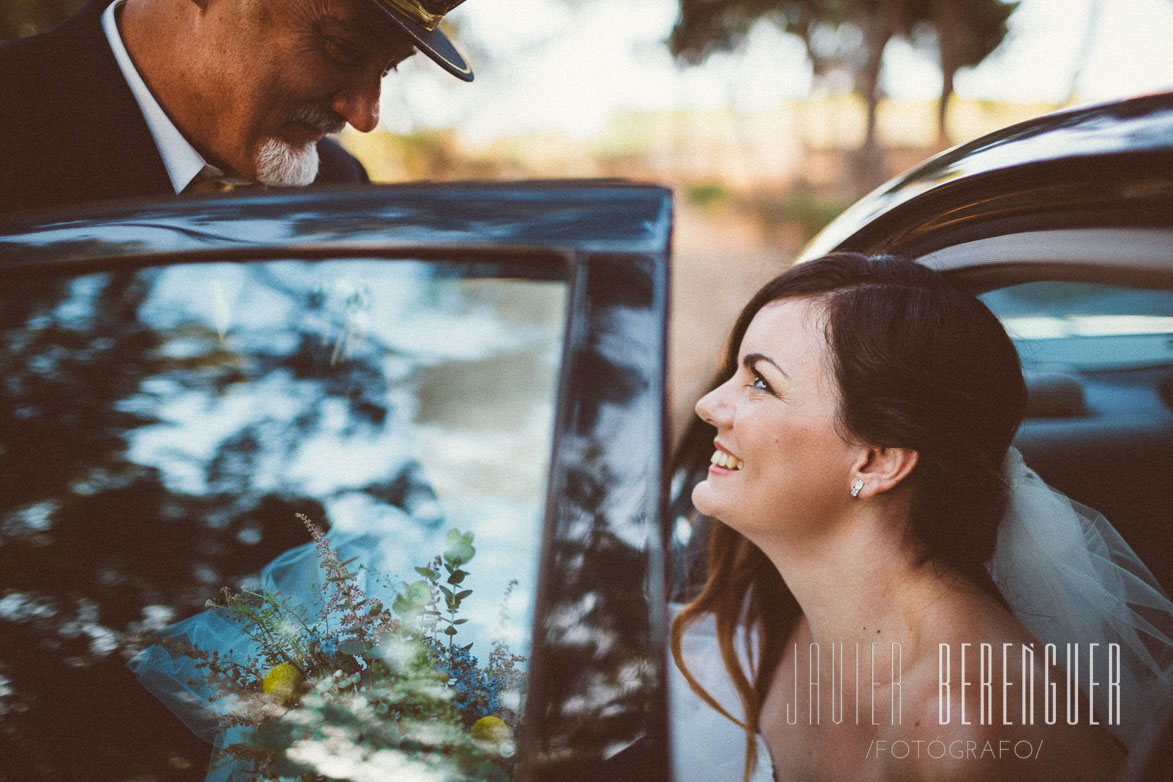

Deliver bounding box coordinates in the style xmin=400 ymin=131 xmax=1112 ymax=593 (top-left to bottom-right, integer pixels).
xmin=101 ymin=0 xmax=225 ymax=193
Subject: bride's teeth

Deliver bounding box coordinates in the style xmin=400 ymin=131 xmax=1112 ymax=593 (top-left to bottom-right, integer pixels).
xmin=711 ymin=450 xmax=744 ymax=470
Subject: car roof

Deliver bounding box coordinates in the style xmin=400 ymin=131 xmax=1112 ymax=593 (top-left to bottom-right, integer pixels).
xmin=799 ymin=91 xmax=1173 ymax=286
xmin=0 ymin=181 xmax=673 ymax=273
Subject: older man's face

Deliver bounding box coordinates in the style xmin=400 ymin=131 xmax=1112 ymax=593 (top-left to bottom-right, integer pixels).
xmin=190 ymin=0 xmax=414 ymax=185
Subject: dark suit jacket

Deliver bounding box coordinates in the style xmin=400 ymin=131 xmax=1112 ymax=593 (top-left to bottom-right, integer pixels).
xmin=0 ymin=1 xmax=369 ymax=216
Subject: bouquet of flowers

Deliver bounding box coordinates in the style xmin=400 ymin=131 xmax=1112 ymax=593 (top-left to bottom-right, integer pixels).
xmin=129 ymin=515 xmax=525 ymax=782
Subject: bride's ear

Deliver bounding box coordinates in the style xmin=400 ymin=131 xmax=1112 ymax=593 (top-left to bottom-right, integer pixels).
xmin=851 ymin=446 xmax=919 ymax=498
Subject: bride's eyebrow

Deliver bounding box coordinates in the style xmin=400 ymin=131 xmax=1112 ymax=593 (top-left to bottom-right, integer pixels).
xmin=743 ymin=352 xmax=788 ymax=379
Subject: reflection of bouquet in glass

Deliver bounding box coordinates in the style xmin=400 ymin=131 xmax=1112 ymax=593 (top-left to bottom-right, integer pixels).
xmin=164 ymin=515 xmax=525 ymax=781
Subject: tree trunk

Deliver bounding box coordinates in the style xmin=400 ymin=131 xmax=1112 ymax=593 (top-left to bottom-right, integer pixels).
xmin=856 ymin=0 xmax=905 ymax=192
xmin=858 ymin=38 xmax=886 ymax=192
xmin=933 ymin=0 xmax=962 ymax=149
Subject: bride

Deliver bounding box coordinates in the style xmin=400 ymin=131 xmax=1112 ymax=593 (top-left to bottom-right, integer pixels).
xmin=669 ymin=253 xmax=1173 ymax=781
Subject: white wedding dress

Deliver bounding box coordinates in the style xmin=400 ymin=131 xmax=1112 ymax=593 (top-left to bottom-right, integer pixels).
xmin=667 ymin=449 xmax=1173 ymax=781
xmin=669 ymin=609 xmax=773 ymax=782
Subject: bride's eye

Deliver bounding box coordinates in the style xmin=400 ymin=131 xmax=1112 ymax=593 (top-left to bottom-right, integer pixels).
xmin=747 ymin=370 xmax=772 ymax=392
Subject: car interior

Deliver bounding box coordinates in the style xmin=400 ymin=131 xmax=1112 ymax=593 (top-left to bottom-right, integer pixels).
xmin=670 ymin=274 xmax=1173 ymax=594
xmin=981 ymin=279 xmax=1173 ymax=596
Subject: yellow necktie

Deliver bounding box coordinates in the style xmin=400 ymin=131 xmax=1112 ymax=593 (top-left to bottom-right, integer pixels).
xmin=183 ymin=176 xmax=237 ymax=195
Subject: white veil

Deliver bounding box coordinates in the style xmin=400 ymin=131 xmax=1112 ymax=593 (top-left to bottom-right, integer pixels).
xmin=989 ymin=448 xmax=1173 ymax=770
xmin=669 ymin=449 xmax=1173 ymax=779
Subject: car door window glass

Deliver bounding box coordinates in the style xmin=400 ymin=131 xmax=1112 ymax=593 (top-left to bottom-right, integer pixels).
xmin=0 ymin=259 xmax=566 ymax=781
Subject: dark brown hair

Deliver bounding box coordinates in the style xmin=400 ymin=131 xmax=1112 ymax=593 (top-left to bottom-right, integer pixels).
xmin=670 ymin=253 xmax=1027 ymax=779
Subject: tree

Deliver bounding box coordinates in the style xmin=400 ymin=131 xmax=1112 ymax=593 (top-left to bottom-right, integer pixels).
xmin=669 ymin=0 xmax=1017 ymax=187
xmin=915 ymin=0 xmax=1018 ymax=147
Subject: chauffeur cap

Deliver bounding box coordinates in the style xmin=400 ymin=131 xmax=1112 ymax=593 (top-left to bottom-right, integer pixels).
xmin=367 ymin=0 xmax=474 ymax=82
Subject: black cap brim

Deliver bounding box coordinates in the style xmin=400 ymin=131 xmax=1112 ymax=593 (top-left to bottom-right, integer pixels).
xmin=370 ymin=2 xmax=474 ymax=82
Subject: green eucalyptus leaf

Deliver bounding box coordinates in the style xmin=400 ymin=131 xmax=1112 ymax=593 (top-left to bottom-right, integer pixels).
xmin=251 ymin=718 xmax=297 ymax=750
xmin=442 ymin=529 xmax=476 ymax=567
xmin=338 ymin=641 xmax=367 ymax=656
xmin=403 ymin=580 xmax=431 ymax=602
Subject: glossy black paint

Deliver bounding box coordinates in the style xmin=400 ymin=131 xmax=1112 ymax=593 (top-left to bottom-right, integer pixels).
xmin=0 ymin=182 xmax=674 ymax=272
xmin=802 ymin=91 xmax=1173 ymax=262
xmin=0 ymin=182 xmax=674 ymax=782
xmin=525 ymin=253 xmax=670 ymax=779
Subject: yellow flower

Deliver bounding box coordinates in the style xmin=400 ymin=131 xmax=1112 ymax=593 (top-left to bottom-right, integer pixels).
xmin=262 ymin=663 xmax=303 ymax=705
xmin=471 ymin=715 xmax=511 ymax=744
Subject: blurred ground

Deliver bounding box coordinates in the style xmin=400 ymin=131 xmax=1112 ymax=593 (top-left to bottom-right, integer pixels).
xmin=668 ymin=201 xmax=801 ymax=443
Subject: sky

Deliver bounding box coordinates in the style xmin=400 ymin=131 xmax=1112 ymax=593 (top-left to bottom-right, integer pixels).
xmin=378 ymin=0 xmax=1173 ymax=143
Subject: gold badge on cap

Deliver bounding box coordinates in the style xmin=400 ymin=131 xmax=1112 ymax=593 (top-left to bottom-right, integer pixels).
xmin=369 ymin=0 xmax=473 ymax=80
xmin=380 ymin=0 xmax=466 ymax=32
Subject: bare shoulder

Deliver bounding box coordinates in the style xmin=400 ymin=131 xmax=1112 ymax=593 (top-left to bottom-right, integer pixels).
xmin=891 ymin=595 xmax=1125 ymax=782
xmin=896 ymin=704 xmax=1123 ymax=782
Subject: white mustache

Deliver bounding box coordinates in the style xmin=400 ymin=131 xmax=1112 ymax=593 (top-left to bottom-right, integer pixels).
xmin=291 ymin=105 xmax=347 ymax=135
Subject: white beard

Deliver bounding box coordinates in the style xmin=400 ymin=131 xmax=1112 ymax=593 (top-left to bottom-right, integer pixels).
xmin=253 ymin=138 xmax=320 ymax=187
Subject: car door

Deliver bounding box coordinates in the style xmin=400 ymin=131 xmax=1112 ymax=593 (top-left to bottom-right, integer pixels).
xmin=0 ymin=184 xmax=673 ymax=782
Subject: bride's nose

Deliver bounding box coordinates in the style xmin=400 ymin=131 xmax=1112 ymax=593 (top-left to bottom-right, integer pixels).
xmin=695 ymin=382 xmax=732 ymax=428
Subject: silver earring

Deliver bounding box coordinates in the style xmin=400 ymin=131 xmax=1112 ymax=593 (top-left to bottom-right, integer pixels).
xmin=851 ymin=479 xmax=864 ymax=498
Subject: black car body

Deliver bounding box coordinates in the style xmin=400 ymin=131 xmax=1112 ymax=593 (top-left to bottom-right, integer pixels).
xmin=799 ymin=91 xmax=1173 ymax=600
xmin=0 ymin=184 xmax=674 ymax=781
xmin=2 ymin=91 xmax=1172 ymax=782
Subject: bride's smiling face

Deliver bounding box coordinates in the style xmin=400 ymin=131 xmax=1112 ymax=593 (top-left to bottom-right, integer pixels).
xmin=692 ymin=298 xmax=861 ymax=537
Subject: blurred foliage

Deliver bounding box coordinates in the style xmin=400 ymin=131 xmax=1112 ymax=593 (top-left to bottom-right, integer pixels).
xmin=0 ymin=0 xmax=83 ymax=41
xmin=686 ymin=181 xmax=734 ymax=210
xmin=391 ymin=129 xmax=464 ymax=178
xmin=746 ymin=188 xmax=853 ymax=242
xmin=341 ymin=128 xmax=501 ymax=182
xmin=684 ymin=178 xmax=851 ymax=243
xmin=669 ymin=0 xmax=1017 ymax=185
xmin=166 ymin=523 xmax=521 ymax=780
